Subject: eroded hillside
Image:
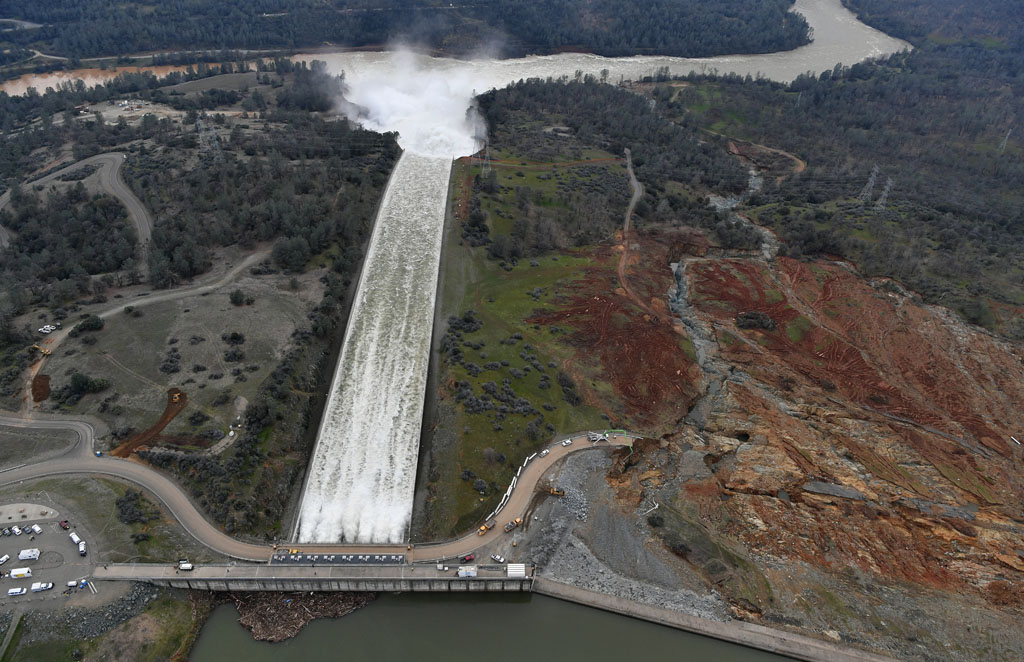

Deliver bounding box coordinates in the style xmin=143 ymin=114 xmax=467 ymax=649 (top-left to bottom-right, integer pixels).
xmin=611 ymin=238 xmax=1024 ymax=648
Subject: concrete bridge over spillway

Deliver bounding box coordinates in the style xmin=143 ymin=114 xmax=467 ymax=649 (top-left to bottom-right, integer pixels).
xmin=93 ymin=562 xmax=534 ymax=592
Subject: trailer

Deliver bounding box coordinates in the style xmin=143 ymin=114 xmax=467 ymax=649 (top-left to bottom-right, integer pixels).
xmin=9 ymin=567 xmax=31 ymax=579
xmin=18 ymin=549 xmax=40 ymax=561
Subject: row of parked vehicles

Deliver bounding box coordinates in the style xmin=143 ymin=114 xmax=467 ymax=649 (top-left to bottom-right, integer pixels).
xmin=1 ymin=524 xmax=43 ymax=537
xmin=37 ymin=322 xmax=61 ymax=334
xmin=7 ymin=582 xmax=53 ymax=596
xmin=3 ymin=521 xmax=86 ymax=599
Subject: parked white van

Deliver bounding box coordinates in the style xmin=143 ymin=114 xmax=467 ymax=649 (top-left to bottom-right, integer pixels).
xmin=69 ymin=531 xmax=82 ymax=545
xmin=18 ymin=549 xmax=40 ymax=561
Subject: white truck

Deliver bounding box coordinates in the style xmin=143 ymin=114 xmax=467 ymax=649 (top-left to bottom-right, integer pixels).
xmin=9 ymin=567 xmax=31 ymax=579
xmin=30 ymin=582 xmax=53 ymax=592
xmin=69 ymin=531 xmax=82 ymax=545
xmin=18 ymin=549 xmax=40 ymax=561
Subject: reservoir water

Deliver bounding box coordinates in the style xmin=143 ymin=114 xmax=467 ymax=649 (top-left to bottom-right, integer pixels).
xmin=190 ymin=594 xmax=794 ymax=661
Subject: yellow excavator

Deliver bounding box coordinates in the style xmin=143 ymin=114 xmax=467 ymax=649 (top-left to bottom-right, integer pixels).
xmin=549 ymin=487 xmax=565 ymax=496
xmin=31 ymin=345 xmax=51 ymax=356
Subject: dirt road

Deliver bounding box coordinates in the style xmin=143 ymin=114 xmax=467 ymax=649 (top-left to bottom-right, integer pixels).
xmin=20 ymin=249 xmax=269 ymax=412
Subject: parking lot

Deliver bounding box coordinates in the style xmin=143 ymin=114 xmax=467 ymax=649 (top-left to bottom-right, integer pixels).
xmin=0 ymin=502 xmax=94 ymax=606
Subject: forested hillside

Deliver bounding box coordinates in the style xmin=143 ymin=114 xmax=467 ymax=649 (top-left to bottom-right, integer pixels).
xmin=1 ymin=61 xmax=397 ymax=323
xmin=1 ymin=184 xmax=136 ymax=296
xmin=654 ymin=33 xmax=1023 ymax=335
xmin=476 ymin=77 xmax=750 ymax=258
xmin=843 ymin=0 xmax=1023 ymax=46
xmin=0 ymin=0 xmax=808 ymax=59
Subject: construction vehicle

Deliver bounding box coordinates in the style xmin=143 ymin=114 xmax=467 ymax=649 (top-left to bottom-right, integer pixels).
xmin=477 ymin=520 xmax=496 ymax=535
xmin=549 ymin=487 xmax=565 ymax=496
xmin=31 ymin=345 xmax=51 ymax=356
xmin=171 ymin=392 xmax=182 ymax=403
xmin=503 ymin=517 xmax=523 ymax=533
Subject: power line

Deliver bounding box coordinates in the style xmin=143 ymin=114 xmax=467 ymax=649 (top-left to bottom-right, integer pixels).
xmin=858 ymin=164 xmax=878 ymax=204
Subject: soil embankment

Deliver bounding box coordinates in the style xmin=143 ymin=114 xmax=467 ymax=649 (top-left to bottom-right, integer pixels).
xmin=30 ymin=374 xmax=50 ymax=403
xmin=112 ymin=389 xmax=187 ymax=457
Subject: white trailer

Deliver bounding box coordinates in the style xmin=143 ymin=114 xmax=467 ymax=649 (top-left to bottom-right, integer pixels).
xmin=18 ymin=549 xmax=40 ymax=561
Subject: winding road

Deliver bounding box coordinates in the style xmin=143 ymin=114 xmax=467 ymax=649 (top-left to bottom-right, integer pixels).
xmin=0 ymin=152 xmax=151 ymax=264
xmin=0 ymin=416 xmax=636 ymax=562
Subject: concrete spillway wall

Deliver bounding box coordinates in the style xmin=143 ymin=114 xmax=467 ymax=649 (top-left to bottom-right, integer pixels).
xmin=137 ymin=578 xmax=533 ymax=592
xmin=92 ymin=564 xmax=533 ymax=592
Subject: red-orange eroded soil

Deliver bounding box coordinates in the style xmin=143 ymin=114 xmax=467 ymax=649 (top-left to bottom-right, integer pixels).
xmin=528 ymin=237 xmax=702 ymax=430
xmin=675 ymin=255 xmax=1024 ymax=596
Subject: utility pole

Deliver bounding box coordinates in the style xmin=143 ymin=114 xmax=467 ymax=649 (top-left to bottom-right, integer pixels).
xmin=998 ymin=128 xmax=1012 ymax=154
xmin=874 ymin=177 xmax=893 ymax=210
xmin=858 ymin=164 xmax=878 ymax=204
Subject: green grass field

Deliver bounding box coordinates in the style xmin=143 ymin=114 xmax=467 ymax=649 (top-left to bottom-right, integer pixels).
xmin=38 ymin=269 xmax=324 ymax=446
xmin=426 ymin=156 xmax=623 ymax=536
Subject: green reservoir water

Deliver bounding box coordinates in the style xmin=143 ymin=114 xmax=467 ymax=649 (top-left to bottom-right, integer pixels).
xmin=190 ymin=593 xmax=792 ymax=661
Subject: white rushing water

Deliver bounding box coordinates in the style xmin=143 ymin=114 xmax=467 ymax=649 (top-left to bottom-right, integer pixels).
xmin=296 ymin=153 xmax=452 ymax=543
xmin=295 ymin=0 xmax=909 ymax=543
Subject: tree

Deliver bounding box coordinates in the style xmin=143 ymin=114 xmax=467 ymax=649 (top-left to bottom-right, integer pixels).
xmin=229 ymin=289 xmax=245 ymax=306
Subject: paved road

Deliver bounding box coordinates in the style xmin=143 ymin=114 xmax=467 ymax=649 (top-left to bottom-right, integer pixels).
xmin=0 ymin=419 xmax=635 ymax=563
xmin=0 ymin=153 xmax=151 ymax=262
xmin=0 ymin=414 xmax=96 ymax=461
xmin=0 ymin=449 xmax=271 ymax=561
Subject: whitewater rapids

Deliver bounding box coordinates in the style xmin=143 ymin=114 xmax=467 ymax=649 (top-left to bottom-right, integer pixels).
xmin=296 ymin=153 xmax=452 ymax=543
